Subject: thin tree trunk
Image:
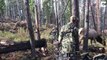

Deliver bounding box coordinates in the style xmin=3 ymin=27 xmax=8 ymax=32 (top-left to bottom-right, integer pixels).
xmin=83 ymin=0 xmax=90 ymax=52
xmin=71 ymin=0 xmax=80 ymax=59
xmin=91 ymin=4 xmax=97 ymax=30
xmin=36 ymin=0 xmax=41 ymax=27
xmin=34 ymin=0 xmax=41 ymax=40
xmin=83 ymin=0 xmax=86 ymax=28
xmin=24 ymin=0 xmax=36 ymax=58
xmin=96 ymin=0 xmax=101 ymax=34
xmin=16 ymin=0 xmax=20 ymax=20
xmin=70 ymin=0 xmax=72 ymax=16
xmin=103 ymin=5 xmax=107 ymax=30
xmin=51 ymin=0 xmax=56 ymax=24
xmin=55 ymin=0 xmax=59 ymax=39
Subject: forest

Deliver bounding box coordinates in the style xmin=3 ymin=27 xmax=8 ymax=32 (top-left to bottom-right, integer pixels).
xmin=0 ymin=0 xmax=107 ymax=60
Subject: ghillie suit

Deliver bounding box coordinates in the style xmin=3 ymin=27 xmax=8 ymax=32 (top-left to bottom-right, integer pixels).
xmin=58 ymin=16 xmax=79 ymax=60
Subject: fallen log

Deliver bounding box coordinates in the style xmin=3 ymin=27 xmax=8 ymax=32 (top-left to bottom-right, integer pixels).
xmin=0 ymin=39 xmax=47 ymax=54
xmin=88 ymin=46 xmax=105 ymax=53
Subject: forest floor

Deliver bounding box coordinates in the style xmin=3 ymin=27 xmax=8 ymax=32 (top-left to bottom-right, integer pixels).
xmin=0 ymin=26 xmax=107 ymax=60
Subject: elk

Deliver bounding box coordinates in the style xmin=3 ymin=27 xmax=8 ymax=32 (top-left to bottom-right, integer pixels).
xmin=79 ymin=28 xmax=106 ymax=46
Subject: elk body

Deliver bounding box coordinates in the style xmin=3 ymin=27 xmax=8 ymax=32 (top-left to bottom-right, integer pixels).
xmin=79 ymin=28 xmax=105 ymax=46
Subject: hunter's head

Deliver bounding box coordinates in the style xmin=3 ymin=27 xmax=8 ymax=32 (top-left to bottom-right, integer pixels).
xmin=70 ymin=16 xmax=78 ymax=23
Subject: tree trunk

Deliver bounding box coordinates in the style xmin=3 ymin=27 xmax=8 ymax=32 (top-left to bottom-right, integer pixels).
xmin=103 ymin=5 xmax=107 ymax=30
xmin=72 ymin=0 xmax=79 ymax=22
xmin=36 ymin=0 xmax=41 ymax=27
xmin=91 ymin=4 xmax=97 ymax=30
xmin=71 ymin=0 xmax=80 ymax=59
xmin=34 ymin=0 xmax=41 ymax=40
xmin=55 ymin=0 xmax=59 ymax=39
xmin=83 ymin=0 xmax=90 ymax=52
xmin=71 ymin=0 xmax=79 ymax=50
xmin=82 ymin=0 xmax=86 ymax=28
xmin=70 ymin=0 xmax=72 ymax=16
xmin=51 ymin=0 xmax=56 ymax=24
xmin=96 ymin=0 xmax=101 ymax=34
xmin=24 ymin=0 xmax=36 ymax=57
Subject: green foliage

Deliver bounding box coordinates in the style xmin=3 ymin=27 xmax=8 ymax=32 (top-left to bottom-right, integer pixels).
xmin=0 ymin=0 xmax=5 ymax=14
xmin=14 ymin=28 xmax=30 ymax=42
xmin=43 ymin=0 xmax=51 ymax=21
xmin=63 ymin=0 xmax=71 ymax=23
xmin=29 ymin=0 xmax=35 ymax=20
xmin=65 ymin=2 xmax=71 ymax=22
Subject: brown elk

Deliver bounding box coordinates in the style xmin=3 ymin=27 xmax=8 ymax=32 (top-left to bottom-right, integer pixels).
xmin=79 ymin=28 xmax=106 ymax=46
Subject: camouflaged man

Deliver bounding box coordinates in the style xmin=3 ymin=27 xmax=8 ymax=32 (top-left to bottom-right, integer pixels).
xmin=58 ymin=16 xmax=78 ymax=59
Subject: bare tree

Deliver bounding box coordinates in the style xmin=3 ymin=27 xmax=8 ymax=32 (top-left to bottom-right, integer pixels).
xmin=96 ymin=0 xmax=101 ymax=34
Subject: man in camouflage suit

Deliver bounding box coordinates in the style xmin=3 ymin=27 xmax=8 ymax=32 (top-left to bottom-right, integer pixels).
xmin=58 ymin=16 xmax=78 ymax=60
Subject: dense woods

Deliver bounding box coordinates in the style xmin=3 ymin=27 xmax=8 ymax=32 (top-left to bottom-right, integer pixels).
xmin=0 ymin=0 xmax=107 ymax=29
xmin=0 ymin=0 xmax=107 ymax=60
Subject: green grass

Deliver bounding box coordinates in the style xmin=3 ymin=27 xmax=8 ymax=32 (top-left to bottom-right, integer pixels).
xmin=41 ymin=27 xmax=52 ymax=41
xmin=0 ymin=24 xmax=53 ymax=42
xmin=0 ymin=28 xmax=30 ymax=42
